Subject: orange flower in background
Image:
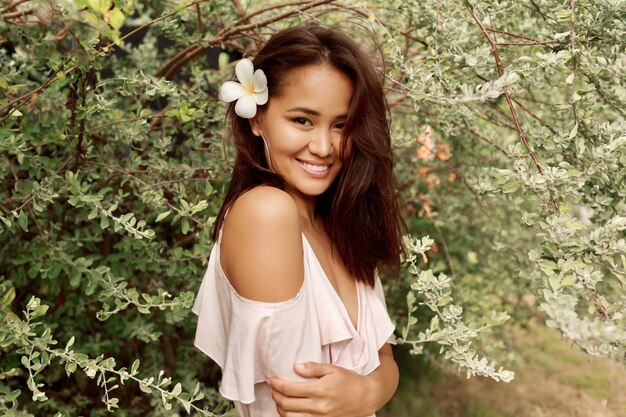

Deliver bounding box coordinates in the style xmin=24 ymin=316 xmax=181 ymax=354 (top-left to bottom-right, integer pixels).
xmin=416 ymin=125 xmax=456 ymax=190
xmin=436 ymin=143 xmax=451 ymax=161
xmin=416 ymin=125 xmax=435 ymax=161
xmin=416 ymin=125 xmax=453 ymax=162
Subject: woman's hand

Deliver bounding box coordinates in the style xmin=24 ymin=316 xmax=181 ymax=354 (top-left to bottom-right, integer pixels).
xmin=269 ymin=344 xmax=398 ymax=417
xmin=268 ymin=362 xmax=378 ymax=417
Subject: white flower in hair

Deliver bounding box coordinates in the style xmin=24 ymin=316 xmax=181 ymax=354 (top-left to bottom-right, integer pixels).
xmin=220 ymin=58 xmax=268 ymax=118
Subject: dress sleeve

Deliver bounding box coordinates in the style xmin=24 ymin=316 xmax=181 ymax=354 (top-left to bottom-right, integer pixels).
xmin=192 ymin=244 xmax=322 ymax=404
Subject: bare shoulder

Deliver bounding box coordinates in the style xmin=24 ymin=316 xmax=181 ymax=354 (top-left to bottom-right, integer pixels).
xmin=227 ymin=186 xmax=299 ymax=230
xmin=220 ymin=186 xmax=304 ymax=303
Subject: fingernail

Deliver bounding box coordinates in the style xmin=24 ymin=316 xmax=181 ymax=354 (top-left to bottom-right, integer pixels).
xmin=267 ymin=379 xmax=272 ymax=387
xmin=295 ymin=363 xmax=306 ymax=371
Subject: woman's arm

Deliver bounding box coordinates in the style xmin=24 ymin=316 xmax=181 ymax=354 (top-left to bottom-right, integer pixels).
xmin=269 ymin=343 xmax=399 ymax=417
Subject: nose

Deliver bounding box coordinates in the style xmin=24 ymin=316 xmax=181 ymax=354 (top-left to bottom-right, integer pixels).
xmin=308 ymin=128 xmax=333 ymax=158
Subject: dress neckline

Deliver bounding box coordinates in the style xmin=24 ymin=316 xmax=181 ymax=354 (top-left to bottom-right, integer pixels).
xmin=301 ymin=233 xmax=361 ymax=333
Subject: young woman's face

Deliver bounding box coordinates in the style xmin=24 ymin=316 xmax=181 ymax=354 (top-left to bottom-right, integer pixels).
xmin=252 ymin=64 xmax=353 ymax=199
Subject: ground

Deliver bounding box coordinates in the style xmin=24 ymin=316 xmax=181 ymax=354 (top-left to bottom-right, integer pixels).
xmin=381 ymin=319 xmax=626 ymax=417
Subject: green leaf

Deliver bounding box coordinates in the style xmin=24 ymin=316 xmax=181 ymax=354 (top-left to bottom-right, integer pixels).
xmin=171 ymin=382 xmax=182 ymax=396
xmin=131 ymin=359 xmax=140 ymax=374
xmin=65 ymin=362 xmax=77 ymax=376
xmin=548 ymin=276 xmax=561 ymax=292
xmin=18 ymin=210 xmax=28 ymax=232
xmin=568 ymin=123 xmax=578 ymax=139
xmin=88 ymin=207 xmax=99 ymax=220
xmin=575 ymin=136 xmax=585 ymax=155
xmin=561 ymin=275 xmax=577 ymax=287
xmin=502 ymin=181 xmax=521 ymax=193
xmin=100 ymin=214 xmax=109 ymax=229
xmin=175 ymin=0 xmax=190 ymax=12
xmin=219 ymin=52 xmax=230 ymax=71
xmin=66 ymin=336 xmax=75 ymax=350
xmin=138 ymin=382 xmax=152 ymax=393
xmin=3 ymin=388 xmax=21 ymax=402
xmin=0 ymin=286 xmax=16 ymax=309
xmin=108 ymin=8 xmax=125 ymax=30
xmin=88 ymin=0 xmax=108 ymax=14
xmin=180 ymin=399 xmax=191 ymax=414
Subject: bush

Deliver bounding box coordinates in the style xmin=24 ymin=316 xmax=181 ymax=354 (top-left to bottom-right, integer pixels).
xmin=1 ymin=0 xmax=623 ymax=415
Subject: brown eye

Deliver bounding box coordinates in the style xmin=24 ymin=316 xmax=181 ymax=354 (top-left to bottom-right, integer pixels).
xmin=334 ymin=122 xmax=346 ymax=130
xmin=293 ymin=117 xmax=312 ymax=126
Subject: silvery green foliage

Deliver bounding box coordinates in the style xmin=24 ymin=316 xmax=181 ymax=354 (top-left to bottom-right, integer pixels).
xmin=0 ymin=0 xmax=624 ymax=415
xmin=400 ymin=236 xmax=514 ymax=382
xmin=0 ymin=294 xmax=218 ymax=415
xmin=368 ymin=0 xmax=625 ymax=360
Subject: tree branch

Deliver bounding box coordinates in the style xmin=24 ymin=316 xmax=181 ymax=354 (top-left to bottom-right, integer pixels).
xmin=159 ymin=0 xmax=335 ymax=82
xmin=468 ymin=7 xmax=559 ymax=213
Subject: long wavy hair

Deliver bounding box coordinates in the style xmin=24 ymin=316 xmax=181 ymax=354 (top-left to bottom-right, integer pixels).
xmin=212 ymin=24 xmax=406 ymax=287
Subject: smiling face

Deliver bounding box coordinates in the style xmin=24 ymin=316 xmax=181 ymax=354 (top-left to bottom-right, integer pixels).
xmin=251 ymin=64 xmax=354 ymax=202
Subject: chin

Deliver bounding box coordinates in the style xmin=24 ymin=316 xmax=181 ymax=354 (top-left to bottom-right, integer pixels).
xmin=289 ymin=179 xmax=335 ymax=197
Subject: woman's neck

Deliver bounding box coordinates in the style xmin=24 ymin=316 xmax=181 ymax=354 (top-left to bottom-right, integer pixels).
xmin=286 ymin=188 xmax=319 ymax=231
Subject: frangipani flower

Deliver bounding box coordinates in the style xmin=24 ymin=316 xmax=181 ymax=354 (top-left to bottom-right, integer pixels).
xmin=220 ymin=58 xmax=268 ymax=118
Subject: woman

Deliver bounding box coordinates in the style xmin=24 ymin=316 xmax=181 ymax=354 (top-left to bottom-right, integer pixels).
xmin=193 ymin=24 xmax=406 ymax=417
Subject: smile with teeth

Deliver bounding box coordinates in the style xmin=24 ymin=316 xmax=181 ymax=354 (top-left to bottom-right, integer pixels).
xmin=300 ymin=162 xmax=329 ymax=172
xmin=297 ymin=159 xmax=331 ymax=177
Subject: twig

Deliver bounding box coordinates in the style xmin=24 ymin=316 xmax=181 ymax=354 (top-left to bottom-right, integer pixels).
xmin=511 ymin=97 xmax=557 ymax=135
xmin=154 ymin=0 xmax=311 ymax=78
xmin=195 ymin=3 xmax=203 ymax=33
xmin=527 ymin=0 xmax=550 ymax=21
xmin=0 ymin=0 xmax=29 ymax=14
xmin=496 ymin=41 xmax=561 ymax=46
xmin=2 ymin=7 xmax=32 ymax=19
xmin=485 ymin=27 xmax=554 ymax=44
xmin=468 ymin=8 xmax=559 ymax=213
xmin=569 ymin=0 xmax=578 ymax=125
xmin=468 ymin=105 xmax=516 ymax=131
xmin=82 ymin=160 xmax=204 ymax=226
xmin=579 ymin=69 xmax=626 ymax=117
xmin=589 ymin=288 xmax=610 ymax=320
xmin=0 ymin=62 xmax=72 ymax=118
xmin=231 ymin=0 xmax=247 ymax=17
xmin=103 ymin=0 xmax=206 ymax=50
xmin=160 ymin=0 xmax=334 ymax=81
xmin=464 ymin=126 xmax=511 ymax=158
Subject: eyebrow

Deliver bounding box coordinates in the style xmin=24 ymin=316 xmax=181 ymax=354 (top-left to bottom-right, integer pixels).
xmin=286 ymin=107 xmax=347 ymax=119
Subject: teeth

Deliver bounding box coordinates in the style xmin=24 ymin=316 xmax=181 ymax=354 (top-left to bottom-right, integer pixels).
xmin=301 ymin=162 xmax=329 ymax=172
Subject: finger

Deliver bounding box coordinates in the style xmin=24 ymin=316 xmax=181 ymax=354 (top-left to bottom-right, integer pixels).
xmin=276 ymin=405 xmax=314 ymax=417
xmin=272 ymin=388 xmax=320 ymax=415
xmin=293 ymin=362 xmax=336 ymax=378
xmin=269 ymin=376 xmax=320 ymax=398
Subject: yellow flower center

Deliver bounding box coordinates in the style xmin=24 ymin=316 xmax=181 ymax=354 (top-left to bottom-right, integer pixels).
xmin=244 ymin=81 xmax=255 ymax=94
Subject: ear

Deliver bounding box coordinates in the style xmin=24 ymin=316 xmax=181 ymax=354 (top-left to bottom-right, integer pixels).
xmin=248 ymin=115 xmax=262 ymax=137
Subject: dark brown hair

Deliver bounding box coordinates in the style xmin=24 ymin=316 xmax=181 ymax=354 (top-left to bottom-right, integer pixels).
xmin=212 ymin=24 xmax=406 ymax=287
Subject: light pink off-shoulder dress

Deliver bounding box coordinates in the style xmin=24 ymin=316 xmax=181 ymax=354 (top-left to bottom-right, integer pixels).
xmin=192 ymin=226 xmax=396 ymax=417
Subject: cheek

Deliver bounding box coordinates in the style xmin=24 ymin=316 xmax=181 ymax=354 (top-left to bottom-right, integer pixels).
xmin=271 ymin=127 xmax=308 ymax=153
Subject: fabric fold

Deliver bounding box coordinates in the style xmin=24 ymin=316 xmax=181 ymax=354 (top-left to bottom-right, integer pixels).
xmin=192 ymin=233 xmax=397 ymax=414
xmin=302 ymin=235 xmax=397 ymax=375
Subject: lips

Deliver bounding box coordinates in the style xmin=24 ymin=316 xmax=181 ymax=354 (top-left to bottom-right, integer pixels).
xmin=296 ymin=159 xmax=331 ymax=177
